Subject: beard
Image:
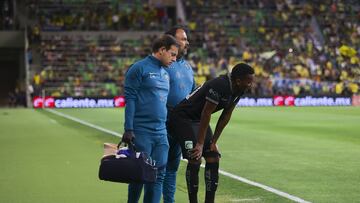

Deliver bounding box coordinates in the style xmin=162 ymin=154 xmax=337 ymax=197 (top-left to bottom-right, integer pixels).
xmin=179 ymin=46 xmax=188 ymax=58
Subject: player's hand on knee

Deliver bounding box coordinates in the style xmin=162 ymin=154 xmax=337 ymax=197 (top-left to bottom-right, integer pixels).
xmin=122 ymin=130 xmax=135 ymax=144
xmin=210 ymin=142 xmax=219 ymax=154
xmin=190 ymin=143 xmax=203 ymax=160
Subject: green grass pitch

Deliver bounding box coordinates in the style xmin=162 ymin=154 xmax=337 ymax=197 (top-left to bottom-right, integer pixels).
xmin=1 ymin=107 xmax=360 ymax=202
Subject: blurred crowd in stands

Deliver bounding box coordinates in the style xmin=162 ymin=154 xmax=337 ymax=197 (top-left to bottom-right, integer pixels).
xmin=33 ymin=34 xmax=157 ymax=97
xmin=11 ymin=0 xmax=359 ymax=97
xmin=184 ymin=0 xmax=359 ymax=96
xmin=26 ymin=0 xmax=174 ymax=31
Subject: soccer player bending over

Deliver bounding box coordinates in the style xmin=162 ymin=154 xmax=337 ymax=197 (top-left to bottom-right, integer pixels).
xmin=168 ymin=63 xmax=254 ymax=203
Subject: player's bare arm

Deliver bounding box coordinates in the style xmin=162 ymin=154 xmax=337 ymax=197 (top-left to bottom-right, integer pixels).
xmin=211 ymin=102 xmax=237 ymax=145
xmin=190 ymin=100 xmax=217 ymax=160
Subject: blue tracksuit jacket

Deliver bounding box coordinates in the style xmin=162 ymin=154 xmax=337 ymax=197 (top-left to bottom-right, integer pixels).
xmin=165 ymin=57 xmax=196 ymax=108
xmin=124 ymin=55 xmax=170 ymax=134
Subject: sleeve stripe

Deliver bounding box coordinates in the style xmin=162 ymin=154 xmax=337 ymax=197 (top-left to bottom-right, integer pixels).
xmin=206 ymin=97 xmax=219 ymax=105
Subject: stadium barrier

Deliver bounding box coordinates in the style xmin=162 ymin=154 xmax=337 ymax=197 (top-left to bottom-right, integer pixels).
xmin=352 ymin=95 xmax=360 ymax=106
xmin=32 ymin=95 xmax=355 ymax=108
xmin=32 ymin=96 xmax=125 ymax=108
xmin=237 ymin=95 xmax=352 ymax=107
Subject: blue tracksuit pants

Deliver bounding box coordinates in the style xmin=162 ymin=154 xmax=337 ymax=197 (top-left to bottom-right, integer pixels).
xmin=127 ymin=131 xmax=169 ymax=203
xmin=162 ymin=133 xmax=181 ymax=203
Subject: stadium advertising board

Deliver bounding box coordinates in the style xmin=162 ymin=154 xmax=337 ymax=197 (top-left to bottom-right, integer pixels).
xmin=32 ymin=96 xmax=125 ymax=108
xmin=352 ymin=95 xmax=360 ymax=106
xmin=237 ymin=96 xmax=352 ymax=107
xmin=33 ymin=95 xmax=353 ymax=108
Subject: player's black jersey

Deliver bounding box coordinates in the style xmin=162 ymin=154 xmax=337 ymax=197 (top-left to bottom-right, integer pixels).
xmin=173 ymin=73 xmax=243 ymax=121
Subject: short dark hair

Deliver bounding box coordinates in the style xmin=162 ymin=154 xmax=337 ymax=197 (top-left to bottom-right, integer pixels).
xmin=165 ymin=25 xmax=189 ymax=37
xmin=231 ymin=63 xmax=254 ymax=80
xmin=152 ymin=34 xmax=180 ymax=53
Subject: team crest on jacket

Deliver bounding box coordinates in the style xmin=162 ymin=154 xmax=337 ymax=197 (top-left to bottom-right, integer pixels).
xmin=149 ymin=72 xmax=157 ymax=78
xmin=164 ymin=73 xmax=169 ymax=81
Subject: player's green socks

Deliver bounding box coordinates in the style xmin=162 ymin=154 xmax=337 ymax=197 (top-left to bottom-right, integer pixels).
xmin=204 ymin=162 xmax=219 ymax=203
xmin=186 ymin=162 xmax=201 ymax=203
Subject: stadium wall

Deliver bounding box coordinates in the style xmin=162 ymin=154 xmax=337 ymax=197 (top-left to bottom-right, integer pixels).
xmin=0 ymin=31 xmax=26 ymax=106
xmin=0 ymin=31 xmax=24 ymax=47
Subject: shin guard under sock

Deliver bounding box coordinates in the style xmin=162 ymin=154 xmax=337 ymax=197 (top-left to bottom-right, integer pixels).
xmin=186 ymin=162 xmax=201 ymax=203
xmin=204 ymin=162 xmax=219 ymax=203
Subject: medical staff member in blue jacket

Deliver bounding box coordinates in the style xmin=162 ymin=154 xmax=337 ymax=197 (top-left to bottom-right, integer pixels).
xmin=162 ymin=26 xmax=196 ymax=203
xmin=122 ymin=34 xmax=179 ymax=203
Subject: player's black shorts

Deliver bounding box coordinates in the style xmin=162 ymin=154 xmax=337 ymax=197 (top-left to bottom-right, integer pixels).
xmin=168 ymin=113 xmax=220 ymax=160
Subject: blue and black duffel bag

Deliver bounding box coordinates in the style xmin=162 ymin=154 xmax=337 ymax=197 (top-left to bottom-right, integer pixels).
xmin=98 ymin=142 xmax=157 ymax=183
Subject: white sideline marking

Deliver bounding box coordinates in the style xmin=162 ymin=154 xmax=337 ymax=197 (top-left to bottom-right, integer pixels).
xmin=45 ymin=109 xmax=121 ymax=137
xmin=218 ymin=170 xmax=310 ymax=203
xmin=44 ymin=108 xmax=311 ymax=203
xmin=230 ymin=198 xmax=261 ymax=202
